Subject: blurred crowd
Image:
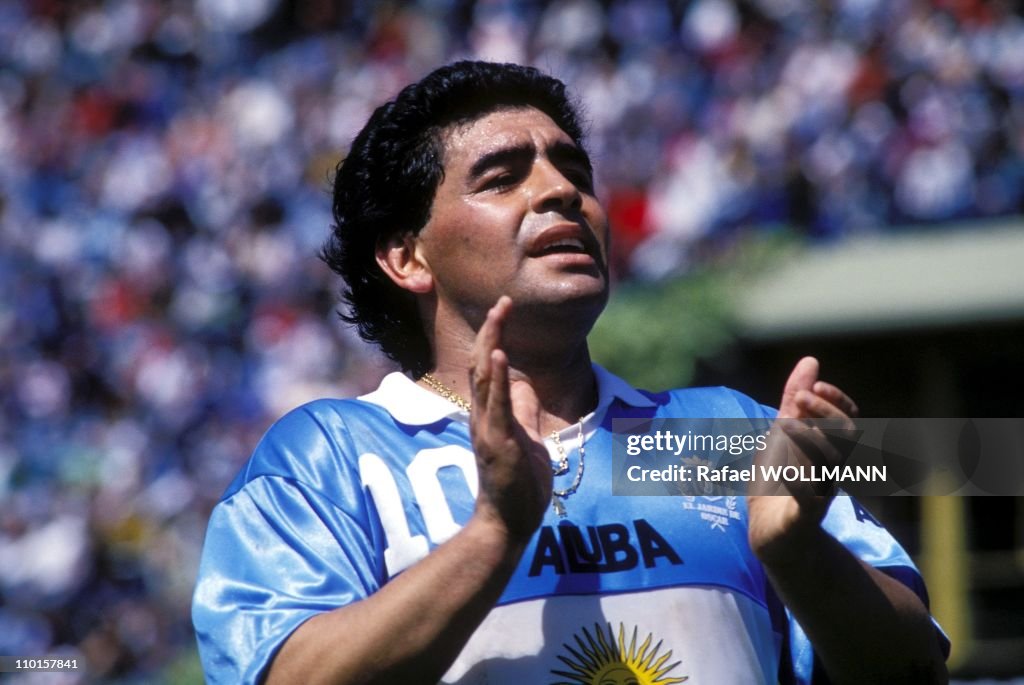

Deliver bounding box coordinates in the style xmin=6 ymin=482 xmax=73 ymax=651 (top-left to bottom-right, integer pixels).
xmin=1 ymin=0 xmax=1021 ymax=680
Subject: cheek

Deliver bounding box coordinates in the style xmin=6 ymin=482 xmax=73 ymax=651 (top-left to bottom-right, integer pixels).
xmin=423 ymin=209 xmax=519 ymax=280
xmin=450 ymin=205 xmax=519 ymax=250
xmin=587 ymin=204 xmax=611 ymax=248
xmin=418 ymin=192 xmax=526 ymax=282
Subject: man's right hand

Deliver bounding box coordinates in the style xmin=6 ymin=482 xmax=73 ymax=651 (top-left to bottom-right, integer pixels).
xmin=468 ymin=295 xmax=553 ymax=539
xmin=265 ymin=295 xmax=551 ymax=685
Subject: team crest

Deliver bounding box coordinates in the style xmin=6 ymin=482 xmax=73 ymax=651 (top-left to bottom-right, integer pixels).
xmin=682 ymin=495 xmax=740 ymax=532
xmin=551 ymin=622 xmax=688 ymax=685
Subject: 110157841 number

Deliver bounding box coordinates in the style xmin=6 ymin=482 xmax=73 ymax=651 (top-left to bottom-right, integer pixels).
xmin=1 ymin=657 xmax=80 ymax=672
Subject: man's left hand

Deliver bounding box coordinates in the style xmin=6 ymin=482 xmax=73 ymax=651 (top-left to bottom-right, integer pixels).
xmin=747 ymin=356 xmax=859 ymax=563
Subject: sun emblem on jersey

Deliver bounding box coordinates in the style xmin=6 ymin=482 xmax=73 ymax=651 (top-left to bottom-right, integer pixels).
xmin=551 ymin=622 xmax=688 ymax=685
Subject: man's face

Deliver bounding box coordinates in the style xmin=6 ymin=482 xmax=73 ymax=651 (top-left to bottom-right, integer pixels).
xmin=414 ymin=106 xmax=610 ymax=326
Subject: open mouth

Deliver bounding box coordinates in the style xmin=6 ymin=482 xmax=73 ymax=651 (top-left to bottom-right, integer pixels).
xmin=536 ymin=237 xmax=587 ymax=256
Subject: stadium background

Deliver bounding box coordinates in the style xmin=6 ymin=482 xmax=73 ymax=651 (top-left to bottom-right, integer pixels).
xmin=1 ymin=0 xmax=1022 ymax=682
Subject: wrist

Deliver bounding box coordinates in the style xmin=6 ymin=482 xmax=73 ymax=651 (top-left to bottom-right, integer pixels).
xmin=462 ymin=510 xmax=534 ymax=569
xmin=749 ymin=497 xmax=827 ymax=565
xmin=750 ymin=512 xmax=827 ymax=569
xmin=471 ymin=487 xmax=547 ymax=541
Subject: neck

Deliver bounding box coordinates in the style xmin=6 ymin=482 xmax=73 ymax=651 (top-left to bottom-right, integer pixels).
xmin=421 ymin=297 xmax=604 ymax=433
xmin=428 ymin=333 xmax=598 ymax=435
xmin=506 ymin=346 xmax=599 ymax=431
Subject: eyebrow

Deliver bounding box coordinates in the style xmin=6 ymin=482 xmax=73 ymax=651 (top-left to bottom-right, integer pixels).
xmin=467 ymin=144 xmax=531 ymax=180
xmin=549 ymin=141 xmax=593 ymax=176
xmin=467 ymin=140 xmax=593 ymax=181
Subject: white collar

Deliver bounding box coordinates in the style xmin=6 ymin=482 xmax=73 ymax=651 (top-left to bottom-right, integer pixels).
xmin=358 ymin=363 xmax=655 ymax=427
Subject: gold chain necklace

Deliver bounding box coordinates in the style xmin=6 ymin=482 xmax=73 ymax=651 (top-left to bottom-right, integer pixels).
xmin=549 ymin=422 xmax=585 ymax=517
xmin=418 ymin=372 xmax=585 ymax=517
xmin=420 ymin=373 xmax=472 ymax=412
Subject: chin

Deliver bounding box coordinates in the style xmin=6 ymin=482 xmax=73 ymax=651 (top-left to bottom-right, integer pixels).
xmin=532 ymin=283 xmax=609 ymax=318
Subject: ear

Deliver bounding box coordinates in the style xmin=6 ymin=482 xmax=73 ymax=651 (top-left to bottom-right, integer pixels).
xmin=375 ymin=233 xmax=434 ymax=295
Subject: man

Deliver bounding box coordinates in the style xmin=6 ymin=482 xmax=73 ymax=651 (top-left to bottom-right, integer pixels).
xmin=192 ymin=61 xmax=948 ymax=684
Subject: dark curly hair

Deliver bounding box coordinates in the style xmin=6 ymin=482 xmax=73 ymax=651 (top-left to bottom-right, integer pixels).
xmin=321 ymin=61 xmax=587 ymax=376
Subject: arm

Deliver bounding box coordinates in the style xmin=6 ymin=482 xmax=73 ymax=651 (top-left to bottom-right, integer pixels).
xmin=748 ymin=357 xmax=948 ymax=685
xmin=266 ymin=297 xmax=551 ymax=685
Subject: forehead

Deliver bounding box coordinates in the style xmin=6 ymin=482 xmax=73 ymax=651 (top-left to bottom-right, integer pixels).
xmin=438 ymin=106 xmax=576 ymax=168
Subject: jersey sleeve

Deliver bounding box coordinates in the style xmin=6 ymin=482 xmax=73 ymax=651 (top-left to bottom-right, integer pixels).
xmin=191 ymin=404 xmax=382 ymax=684
xmin=783 ymin=495 xmax=951 ymax=684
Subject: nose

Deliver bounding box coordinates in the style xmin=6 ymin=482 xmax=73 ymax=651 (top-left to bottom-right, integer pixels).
xmin=529 ymin=159 xmax=583 ymax=214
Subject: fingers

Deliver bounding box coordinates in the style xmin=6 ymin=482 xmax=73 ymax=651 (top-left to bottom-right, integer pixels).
xmin=475 ymin=296 xmax=511 ymax=358
xmin=470 ymin=296 xmax=526 ymax=441
xmin=486 ymin=348 xmax=514 ymax=436
xmin=794 ymin=390 xmax=854 ymax=423
xmin=780 ymin=357 xmax=859 ymax=421
xmin=755 ymin=358 xmax=860 ymax=524
xmin=509 ymin=376 xmax=542 ymax=441
xmin=776 ymin=419 xmax=846 ymax=467
xmin=470 ymin=296 xmax=513 ymax=412
xmin=465 ymin=298 xmax=550 ymax=536
xmin=812 ymin=381 xmax=859 ymax=418
xmin=779 ymin=356 xmax=819 ymax=418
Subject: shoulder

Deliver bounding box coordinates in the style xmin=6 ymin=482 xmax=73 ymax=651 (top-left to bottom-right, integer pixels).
xmin=222 ymin=396 xmax=396 ymax=499
xmin=821 ymin=495 xmax=919 ymax=569
xmin=592 ymin=364 xmax=776 ymax=420
xmin=265 ymin=396 xmax=394 ymax=441
xmin=643 ymin=385 xmax=777 ymax=420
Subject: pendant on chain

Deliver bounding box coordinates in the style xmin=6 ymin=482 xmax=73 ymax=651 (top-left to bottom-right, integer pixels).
xmin=549 ymin=422 xmax=585 ymax=518
xmin=553 ymin=496 xmax=567 ymax=517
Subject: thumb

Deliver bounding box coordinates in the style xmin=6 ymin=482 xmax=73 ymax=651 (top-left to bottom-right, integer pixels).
xmin=779 ymin=356 xmax=819 ymax=419
xmin=509 ymin=379 xmax=542 ymax=441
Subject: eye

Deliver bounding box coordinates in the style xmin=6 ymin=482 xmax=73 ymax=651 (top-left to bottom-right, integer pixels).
xmin=564 ymin=165 xmax=594 ymax=192
xmin=481 ymin=170 xmax=520 ymax=191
